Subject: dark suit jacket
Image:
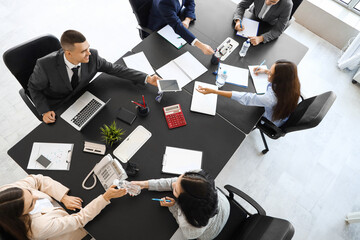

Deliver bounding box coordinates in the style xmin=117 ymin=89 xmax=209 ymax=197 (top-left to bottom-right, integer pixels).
xmin=147 ymin=0 xmax=197 ymax=44
xmin=28 ymin=49 xmax=147 ymax=115
xmin=233 ymin=0 xmax=293 ymax=43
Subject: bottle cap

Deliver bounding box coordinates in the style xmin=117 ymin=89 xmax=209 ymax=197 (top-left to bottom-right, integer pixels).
xmin=246 ymin=39 xmax=250 ymax=43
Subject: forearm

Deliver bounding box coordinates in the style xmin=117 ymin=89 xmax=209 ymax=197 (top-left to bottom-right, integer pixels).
xmin=148 ymin=178 xmax=177 ymax=191
xmin=212 ymin=89 xmax=233 ymax=98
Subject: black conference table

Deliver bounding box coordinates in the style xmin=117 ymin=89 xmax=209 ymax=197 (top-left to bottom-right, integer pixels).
xmin=7 ymin=54 xmax=245 ymax=239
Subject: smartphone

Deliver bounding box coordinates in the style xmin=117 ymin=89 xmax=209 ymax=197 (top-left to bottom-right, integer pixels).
xmin=36 ymin=155 xmax=52 ymax=169
xmin=157 ymin=80 xmax=181 ymax=92
xmin=117 ymin=107 xmax=136 ymax=125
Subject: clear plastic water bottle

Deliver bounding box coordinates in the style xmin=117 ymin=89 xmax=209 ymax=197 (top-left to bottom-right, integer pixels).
xmin=113 ymin=179 xmax=141 ymax=196
xmin=239 ymin=39 xmax=250 ymax=57
xmin=216 ymin=70 xmax=227 ymax=88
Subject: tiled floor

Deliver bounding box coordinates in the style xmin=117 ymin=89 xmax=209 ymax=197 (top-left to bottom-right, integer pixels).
xmin=1 ymin=1 xmax=360 ymax=239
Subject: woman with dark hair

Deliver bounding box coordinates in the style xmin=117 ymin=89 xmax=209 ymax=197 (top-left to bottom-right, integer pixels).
xmin=197 ymin=60 xmax=301 ymax=127
xmin=0 ymin=174 xmax=127 ymax=240
xmin=132 ymin=170 xmax=230 ymax=240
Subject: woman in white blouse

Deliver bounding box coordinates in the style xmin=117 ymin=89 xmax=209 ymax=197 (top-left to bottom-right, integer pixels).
xmin=0 ymin=174 xmax=126 ymax=240
xmin=132 ymin=170 xmax=230 ymax=240
xmin=197 ymin=60 xmax=301 ymax=127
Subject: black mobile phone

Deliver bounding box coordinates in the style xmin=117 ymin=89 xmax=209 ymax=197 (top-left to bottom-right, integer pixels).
xmin=117 ymin=107 xmax=136 ymax=125
xmin=36 ymin=155 xmax=52 ymax=168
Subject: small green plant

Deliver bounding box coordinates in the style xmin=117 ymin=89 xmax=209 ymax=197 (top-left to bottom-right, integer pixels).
xmin=100 ymin=121 xmax=125 ymax=147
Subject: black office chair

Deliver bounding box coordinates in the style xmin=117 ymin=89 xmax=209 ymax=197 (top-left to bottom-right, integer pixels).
xmin=215 ymin=185 xmax=295 ymax=240
xmin=3 ymin=34 xmax=61 ymax=121
xmin=290 ymin=0 xmax=303 ymax=19
xmin=129 ymin=0 xmax=154 ymax=39
xmin=256 ymin=91 xmax=336 ymax=154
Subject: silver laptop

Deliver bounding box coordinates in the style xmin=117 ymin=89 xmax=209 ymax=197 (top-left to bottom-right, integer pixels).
xmin=61 ymin=91 xmax=110 ymax=131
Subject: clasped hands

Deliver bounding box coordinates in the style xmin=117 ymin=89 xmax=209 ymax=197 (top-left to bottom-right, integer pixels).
xmin=234 ymin=20 xmax=264 ymax=46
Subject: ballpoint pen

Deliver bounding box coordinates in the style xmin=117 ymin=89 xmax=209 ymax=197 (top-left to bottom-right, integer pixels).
xmin=152 ymin=198 xmax=171 ymax=203
xmin=131 ymin=100 xmax=144 ymax=108
xmin=254 ymin=59 xmax=266 ymax=72
xmin=142 ymin=95 xmax=146 ymax=107
xmin=240 ymin=19 xmax=243 ymax=29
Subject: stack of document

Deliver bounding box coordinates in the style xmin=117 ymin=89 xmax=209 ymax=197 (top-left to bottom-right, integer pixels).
xmin=123 ymin=52 xmax=155 ymax=75
xmin=191 ymin=81 xmax=218 ymax=116
xmin=28 ymin=142 xmax=74 ymax=170
xmin=162 ymin=146 xmax=202 ymax=175
xmin=158 ymin=25 xmax=187 ymax=49
xmin=236 ymin=18 xmax=259 ymax=38
xmin=218 ymin=63 xmax=249 ymax=88
xmin=157 ymin=51 xmax=207 ymax=88
xmin=248 ymin=65 xmax=269 ymax=94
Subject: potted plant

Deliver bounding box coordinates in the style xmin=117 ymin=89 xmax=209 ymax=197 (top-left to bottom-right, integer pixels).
xmin=100 ymin=121 xmax=125 ymax=147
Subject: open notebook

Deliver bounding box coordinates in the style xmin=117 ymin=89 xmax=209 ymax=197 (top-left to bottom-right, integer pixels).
xmin=157 ymin=51 xmax=207 ymax=88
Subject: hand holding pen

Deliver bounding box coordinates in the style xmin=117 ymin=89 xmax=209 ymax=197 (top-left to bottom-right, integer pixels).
xmin=153 ymin=197 xmax=175 ymax=207
xmin=235 ymin=19 xmax=245 ymax=32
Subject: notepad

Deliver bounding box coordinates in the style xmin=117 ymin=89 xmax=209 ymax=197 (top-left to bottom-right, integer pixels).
xmin=123 ymin=51 xmax=155 ymax=75
xmin=162 ymin=146 xmax=202 ymax=175
xmin=191 ymin=81 xmax=218 ymax=116
xmin=248 ymin=65 xmax=269 ymax=94
xmin=236 ymin=18 xmax=259 ymax=38
xmin=218 ymin=63 xmax=249 ymax=88
xmin=158 ymin=25 xmax=187 ymax=49
xmin=28 ymin=142 xmax=74 ymax=170
xmin=157 ymin=51 xmax=207 ymax=88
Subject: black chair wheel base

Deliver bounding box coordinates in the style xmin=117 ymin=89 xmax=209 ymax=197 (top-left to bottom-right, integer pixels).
xmin=262 ymin=149 xmax=269 ymax=154
xmin=352 ymin=80 xmax=357 ymax=84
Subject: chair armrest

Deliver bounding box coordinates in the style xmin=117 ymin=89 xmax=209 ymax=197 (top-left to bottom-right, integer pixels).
xmin=256 ymin=117 xmax=285 ymax=139
xmin=136 ymin=25 xmax=153 ymax=35
xmin=19 ymin=88 xmax=42 ymax=121
xmin=224 ymin=185 xmax=266 ymax=216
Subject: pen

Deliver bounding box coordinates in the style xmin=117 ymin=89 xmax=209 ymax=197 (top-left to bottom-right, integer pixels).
xmin=131 ymin=100 xmax=144 ymax=108
xmin=240 ymin=19 xmax=242 ymax=29
xmin=142 ymin=95 xmax=146 ymax=107
xmin=152 ymin=198 xmax=171 ymax=203
xmin=254 ymin=59 xmax=266 ymax=72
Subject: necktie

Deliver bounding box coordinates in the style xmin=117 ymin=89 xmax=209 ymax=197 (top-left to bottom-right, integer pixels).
xmin=71 ymin=66 xmax=80 ymax=89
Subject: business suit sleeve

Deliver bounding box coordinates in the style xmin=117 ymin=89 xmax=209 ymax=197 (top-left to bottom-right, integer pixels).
xmin=28 ymin=60 xmax=51 ymax=115
xmin=94 ymin=50 xmax=148 ymax=85
xmin=158 ymin=0 xmax=196 ymax=44
xmin=233 ymin=0 xmax=254 ymax=21
xmin=261 ymin=2 xmax=292 ymax=43
xmin=183 ymin=0 xmax=196 ymax=20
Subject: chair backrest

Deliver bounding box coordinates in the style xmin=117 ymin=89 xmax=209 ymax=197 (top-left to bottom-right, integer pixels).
xmin=290 ymin=0 xmax=303 ymax=19
xmin=2 ymin=34 xmax=61 ymax=94
xmin=281 ymin=91 xmax=336 ymax=133
xmin=128 ymin=0 xmax=153 ymax=29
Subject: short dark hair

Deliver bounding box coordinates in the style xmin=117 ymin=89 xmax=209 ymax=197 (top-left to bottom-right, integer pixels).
xmin=60 ymin=30 xmax=86 ymax=51
xmin=177 ymin=170 xmax=219 ymax=228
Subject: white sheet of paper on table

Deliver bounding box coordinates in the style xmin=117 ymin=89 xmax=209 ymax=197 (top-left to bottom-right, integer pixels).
xmin=123 ymin=51 xmax=155 ymax=75
xmin=248 ymin=65 xmax=269 ymax=94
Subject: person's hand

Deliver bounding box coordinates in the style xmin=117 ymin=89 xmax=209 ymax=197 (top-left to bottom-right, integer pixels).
xmin=131 ymin=181 xmax=149 ymax=189
xmin=61 ymin=194 xmax=83 ymax=211
xmin=103 ymin=185 xmax=127 ymax=201
xmin=196 ymin=86 xmax=215 ymax=95
xmin=159 ymin=197 xmax=175 ymax=207
xmin=195 ymin=41 xmax=215 ymax=55
xmin=42 ymin=111 xmax=56 ymax=124
xmin=234 ymin=20 xmax=245 ymax=32
xmin=254 ymin=67 xmax=269 ymax=76
xmin=146 ymin=74 xmax=161 ymax=87
xmin=248 ymin=36 xmax=264 ymax=46
xmin=182 ymin=17 xmax=192 ymax=29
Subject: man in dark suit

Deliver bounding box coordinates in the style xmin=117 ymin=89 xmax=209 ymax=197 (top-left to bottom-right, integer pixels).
xmin=147 ymin=0 xmax=214 ymax=55
xmin=233 ymin=0 xmax=293 ymax=45
xmin=28 ymin=30 xmax=160 ymax=124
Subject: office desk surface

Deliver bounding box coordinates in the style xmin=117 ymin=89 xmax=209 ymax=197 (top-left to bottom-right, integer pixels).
xmin=7 ymin=59 xmax=245 ymax=239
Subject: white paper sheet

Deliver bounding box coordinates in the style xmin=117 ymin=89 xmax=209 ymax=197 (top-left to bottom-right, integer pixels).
xmin=158 ymin=25 xmax=187 ymax=49
xmin=123 ymin=52 xmax=155 ymax=75
xmin=191 ymin=81 xmax=218 ymax=116
xmin=218 ymin=63 xmax=249 ymax=88
xmin=156 ymin=51 xmax=207 ymax=88
xmin=28 ymin=142 xmax=74 ymax=170
xmin=248 ymin=65 xmax=269 ymax=94
xmin=162 ymin=146 xmax=202 ymax=175
xmin=236 ymin=18 xmax=259 ymax=38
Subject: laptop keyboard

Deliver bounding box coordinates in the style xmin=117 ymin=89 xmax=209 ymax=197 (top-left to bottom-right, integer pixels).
xmin=71 ymin=99 xmax=102 ymax=127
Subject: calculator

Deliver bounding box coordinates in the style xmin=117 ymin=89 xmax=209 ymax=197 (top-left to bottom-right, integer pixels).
xmin=163 ymin=104 xmax=187 ymax=129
